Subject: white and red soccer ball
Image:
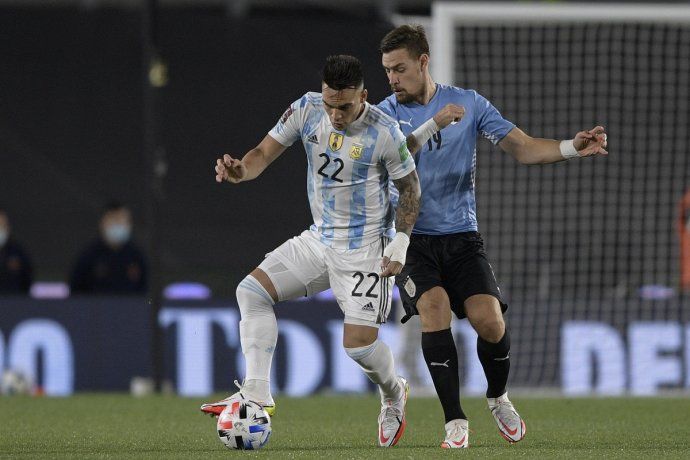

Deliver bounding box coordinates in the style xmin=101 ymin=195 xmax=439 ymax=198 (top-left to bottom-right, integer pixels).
xmin=216 ymin=396 xmax=272 ymax=450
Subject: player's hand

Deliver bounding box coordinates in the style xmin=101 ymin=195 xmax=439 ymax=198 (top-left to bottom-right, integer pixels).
xmin=215 ymin=154 xmax=247 ymax=183
xmin=380 ymin=233 xmax=410 ymax=277
xmin=380 ymin=257 xmax=403 ymax=278
xmin=573 ymin=126 xmax=608 ymax=157
xmin=433 ymin=103 xmax=465 ymax=129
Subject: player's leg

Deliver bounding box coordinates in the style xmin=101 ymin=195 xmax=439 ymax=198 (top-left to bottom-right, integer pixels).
xmin=397 ymin=234 xmax=468 ymax=448
xmin=416 ymin=287 xmax=468 ymax=448
xmin=234 ymin=267 xmax=278 ymax=406
xmin=343 ymin=317 xmax=409 ymax=447
xmin=199 ymin=267 xmax=279 ymax=416
xmin=464 ymin=294 xmax=507 ymax=398
xmin=464 ymin=294 xmax=525 ymax=443
xmin=329 ymin=238 xmax=408 ymax=447
xmin=201 ymin=231 xmax=329 ymax=417
xmin=446 ymin=232 xmax=525 ymax=443
xmin=343 ymin=322 xmax=405 ymax=403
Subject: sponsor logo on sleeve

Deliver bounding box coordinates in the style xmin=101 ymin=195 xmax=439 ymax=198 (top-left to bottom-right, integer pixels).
xmin=280 ymin=106 xmax=294 ymax=124
xmin=398 ymin=141 xmax=411 ymax=162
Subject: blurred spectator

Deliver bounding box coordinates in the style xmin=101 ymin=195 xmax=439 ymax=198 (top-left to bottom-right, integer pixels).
xmin=0 ymin=209 xmax=33 ymax=294
xmin=69 ymin=202 xmax=148 ymax=294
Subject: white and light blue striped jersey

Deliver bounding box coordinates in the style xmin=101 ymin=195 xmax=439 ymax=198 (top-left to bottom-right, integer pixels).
xmin=269 ymin=92 xmax=416 ymax=250
xmin=378 ymin=84 xmax=515 ymax=235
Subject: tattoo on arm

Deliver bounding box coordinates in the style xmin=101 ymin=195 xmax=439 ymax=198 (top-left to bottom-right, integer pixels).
xmin=405 ymin=134 xmax=422 ymax=154
xmin=392 ymin=171 xmax=421 ymax=236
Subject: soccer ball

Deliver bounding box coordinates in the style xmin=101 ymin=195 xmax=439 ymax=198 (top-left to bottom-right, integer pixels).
xmin=0 ymin=370 xmax=32 ymax=396
xmin=216 ymin=396 xmax=272 ymax=450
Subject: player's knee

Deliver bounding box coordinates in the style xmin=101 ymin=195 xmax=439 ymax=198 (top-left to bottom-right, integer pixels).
xmin=236 ymin=274 xmax=275 ymax=318
xmin=342 ymin=322 xmax=378 ymax=348
xmin=475 ymin=316 xmax=505 ymax=343
xmin=416 ymin=287 xmax=451 ymax=317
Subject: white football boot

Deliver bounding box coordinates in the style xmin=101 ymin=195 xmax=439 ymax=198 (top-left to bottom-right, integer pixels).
xmin=488 ymin=392 xmax=526 ymax=443
xmin=377 ymin=376 xmax=409 ymax=447
xmin=200 ymin=379 xmax=275 ymax=417
xmin=441 ymin=418 xmax=469 ymax=448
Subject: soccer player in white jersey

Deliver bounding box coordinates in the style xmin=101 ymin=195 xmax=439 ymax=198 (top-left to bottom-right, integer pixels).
xmin=201 ymin=55 xmax=421 ymax=448
xmin=376 ymin=25 xmax=608 ymax=448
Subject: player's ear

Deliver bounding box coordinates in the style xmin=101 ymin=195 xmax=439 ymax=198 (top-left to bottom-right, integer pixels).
xmin=420 ymin=54 xmax=429 ymax=72
xmin=360 ymin=88 xmax=368 ymax=103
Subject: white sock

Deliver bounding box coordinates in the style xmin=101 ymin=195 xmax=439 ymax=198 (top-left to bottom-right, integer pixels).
xmin=345 ymin=340 xmax=401 ymax=401
xmin=237 ymin=275 xmax=277 ymax=400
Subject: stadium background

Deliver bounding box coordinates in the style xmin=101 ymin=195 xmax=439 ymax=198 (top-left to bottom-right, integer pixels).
xmin=1 ymin=0 xmax=689 ymax=398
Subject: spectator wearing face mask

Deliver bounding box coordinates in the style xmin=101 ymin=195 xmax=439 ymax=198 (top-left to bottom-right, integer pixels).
xmin=0 ymin=208 xmax=33 ymax=294
xmin=69 ymin=202 xmax=148 ymax=294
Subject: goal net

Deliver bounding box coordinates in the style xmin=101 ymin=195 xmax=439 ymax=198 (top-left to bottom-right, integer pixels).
xmin=431 ymin=2 xmax=690 ymax=394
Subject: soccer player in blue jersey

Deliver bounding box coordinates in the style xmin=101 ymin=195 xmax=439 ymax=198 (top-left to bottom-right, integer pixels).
xmin=202 ymin=55 xmax=421 ymax=447
xmin=377 ymin=25 xmax=608 ymax=448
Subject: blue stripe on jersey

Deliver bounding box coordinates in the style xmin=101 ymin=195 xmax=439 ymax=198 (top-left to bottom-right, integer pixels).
xmin=318 ymin=138 xmax=339 ymax=244
xmin=347 ymin=125 xmax=378 ymax=249
xmin=303 ymin=110 xmax=321 ymax=206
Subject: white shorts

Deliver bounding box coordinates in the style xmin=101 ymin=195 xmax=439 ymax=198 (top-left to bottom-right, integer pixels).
xmin=258 ymin=230 xmax=393 ymax=327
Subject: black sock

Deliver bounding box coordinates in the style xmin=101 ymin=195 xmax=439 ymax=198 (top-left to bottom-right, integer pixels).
xmin=422 ymin=328 xmax=466 ymax=423
xmin=477 ymin=329 xmax=511 ymax=399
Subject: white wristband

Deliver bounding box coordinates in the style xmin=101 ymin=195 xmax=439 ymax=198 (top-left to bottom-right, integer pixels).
xmin=383 ymin=232 xmax=410 ymax=265
xmin=559 ymin=139 xmax=579 ymax=159
xmin=411 ymin=118 xmax=439 ymax=145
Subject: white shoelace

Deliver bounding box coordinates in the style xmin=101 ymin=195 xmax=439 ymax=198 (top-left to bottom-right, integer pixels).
xmin=493 ymin=401 xmax=520 ymax=426
xmin=380 ymin=404 xmax=403 ymax=431
xmin=446 ymin=426 xmax=467 ymax=440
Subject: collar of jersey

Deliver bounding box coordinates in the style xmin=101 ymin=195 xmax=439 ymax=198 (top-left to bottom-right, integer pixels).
xmin=402 ymin=83 xmax=441 ymax=108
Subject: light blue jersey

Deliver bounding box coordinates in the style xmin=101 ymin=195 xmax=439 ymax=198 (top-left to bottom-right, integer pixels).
xmin=269 ymin=92 xmax=416 ymax=249
xmin=378 ymin=84 xmax=515 ymax=235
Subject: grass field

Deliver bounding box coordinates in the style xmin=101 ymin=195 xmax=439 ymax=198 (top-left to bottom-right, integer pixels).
xmin=1 ymin=394 xmax=689 ymax=458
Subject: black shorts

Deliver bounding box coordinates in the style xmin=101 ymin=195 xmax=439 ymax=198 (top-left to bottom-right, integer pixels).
xmin=395 ymin=231 xmax=508 ymax=322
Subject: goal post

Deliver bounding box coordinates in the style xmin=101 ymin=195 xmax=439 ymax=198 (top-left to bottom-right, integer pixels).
xmin=429 ymin=2 xmax=690 ymax=394
xmin=432 ymin=2 xmax=690 ymax=85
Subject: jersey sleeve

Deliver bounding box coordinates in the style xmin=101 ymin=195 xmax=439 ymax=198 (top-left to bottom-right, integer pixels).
xmin=474 ymin=92 xmax=515 ymax=145
xmin=268 ymin=94 xmax=307 ymax=147
xmin=381 ymin=124 xmax=416 ymax=180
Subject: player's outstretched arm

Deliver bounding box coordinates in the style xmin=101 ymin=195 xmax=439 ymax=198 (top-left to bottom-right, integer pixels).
xmin=214 ymin=134 xmax=287 ymax=184
xmin=406 ymin=103 xmax=465 ymax=154
xmin=381 ymin=170 xmax=421 ymax=277
xmin=499 ymin=126 xmax=608 ymax=165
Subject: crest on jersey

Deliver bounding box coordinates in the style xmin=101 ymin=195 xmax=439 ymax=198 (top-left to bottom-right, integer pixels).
xmin=328 ymin=132 xmax=344 ymax=151
xmin=349 ymin=143 xmax=364 ymax=160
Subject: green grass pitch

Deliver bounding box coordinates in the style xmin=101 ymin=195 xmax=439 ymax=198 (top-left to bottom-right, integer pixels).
xmin=1 ymin=394 xmax=689 ymax=458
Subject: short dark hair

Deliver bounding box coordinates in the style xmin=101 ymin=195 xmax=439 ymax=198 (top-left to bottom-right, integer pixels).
xmin=379 ymin=24 xmax=430 ymax=58
xmin=103 ymin=200 xmax=127 ymax=215
xmin=322 ymin=55 xmax=364 ymax=90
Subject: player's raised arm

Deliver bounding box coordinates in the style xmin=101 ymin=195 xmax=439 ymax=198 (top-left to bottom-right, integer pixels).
xmin=405 ymin=103 xmax=466 ymax=154
xmin=214 ymin=134 xmax=287 ymax=184
xmin=498 ymin=125 xmax=608 ymax=165
xmin=381 ymin=169 xmax=421 ymax=277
